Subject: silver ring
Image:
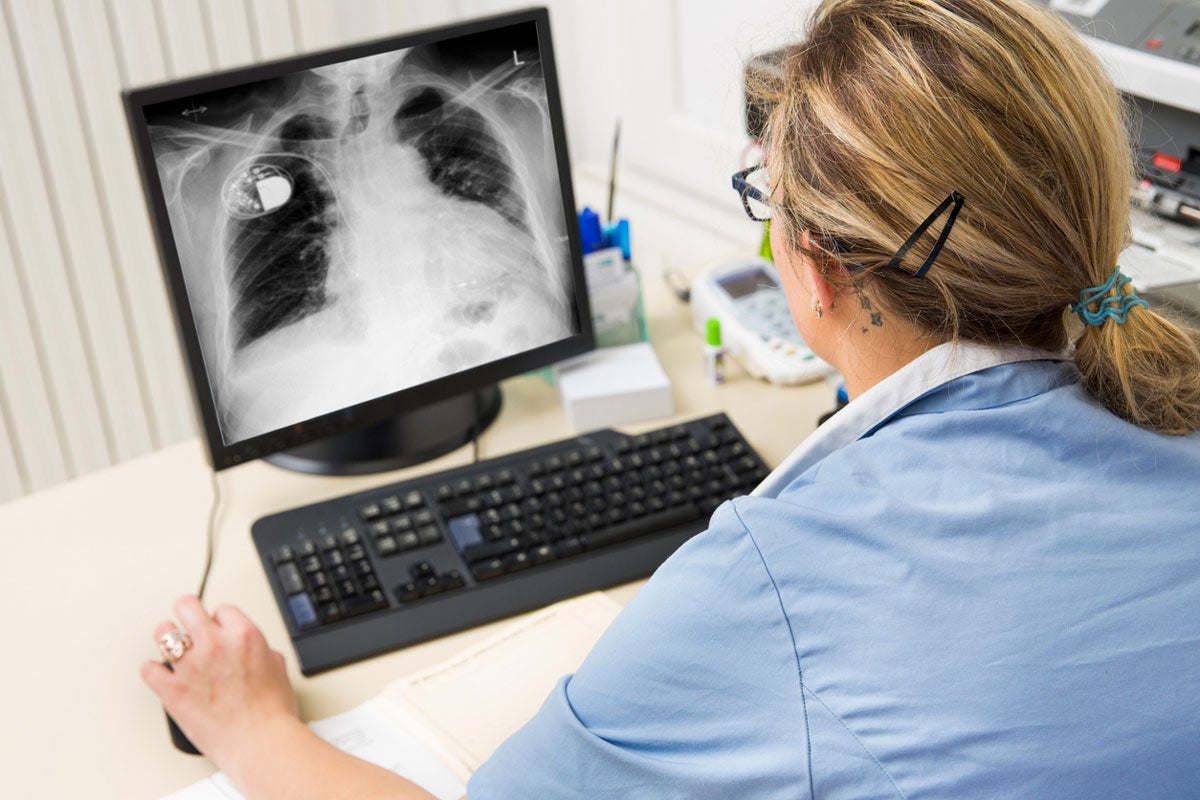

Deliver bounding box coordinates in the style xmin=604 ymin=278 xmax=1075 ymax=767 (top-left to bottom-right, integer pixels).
xmin=158 ymin=629 xmax=193 ymax=663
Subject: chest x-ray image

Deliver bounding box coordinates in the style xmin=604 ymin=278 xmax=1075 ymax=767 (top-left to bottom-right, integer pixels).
xmin=144 ymin=22 xmax=578 ymax=444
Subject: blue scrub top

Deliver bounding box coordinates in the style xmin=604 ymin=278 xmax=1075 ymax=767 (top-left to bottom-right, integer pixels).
xmin=468 ymin=348 xmax=1200 ymax=799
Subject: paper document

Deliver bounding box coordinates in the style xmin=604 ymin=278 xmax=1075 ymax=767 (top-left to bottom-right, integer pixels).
xmin=161 ymin=592 xmax=623 ymax=798
xmin=379 ymin=591 xmax=623 ymax=778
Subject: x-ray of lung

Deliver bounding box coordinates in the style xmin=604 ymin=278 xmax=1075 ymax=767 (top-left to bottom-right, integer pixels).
xmin=144 ymin=23 xmax=578 ymax=445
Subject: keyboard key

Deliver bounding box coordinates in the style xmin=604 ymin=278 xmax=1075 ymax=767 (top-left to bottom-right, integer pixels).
xmin=442 ymin=570 xmax=466 ymax=590
xmin=276 ymin=562 xmax=305 ymax=595
xmin=417 ymin=525 xmax=442 ymax=546
xmin=369 ymin=521 xmax=390 ymax=538
xmin=397 ymin=531 xmax=420 ymax=550
xmin=583 ymin=505 xmax=701 ymax=550
xmin=417 ymin=576 xmax=442 ymax=596
xmin=436 ymin=484 xmax=454 ymax=502
xmin=397 ymin=583 xmax=420 ymax=602
xmin=301 ymin=555 xmax=322 ymax=574
xmin=403 ymin=490 xmax=424 ymax=509
xmin=455 ymin=479 xmax=474 ymax=496
xmin=447 ymin=514 xmax=484 ymax=550
xmin=298 ymin=540 xmax=318 ymax=558
xmin=272 ymin=545 xmax=295 ymax=565
xmin=319 ymin=602 xmax=341 ymax=624
xmin=553 ymin=536 xmax=583 ymax=558
xmin=381 ymin=495 xmax=403 ymax=514
xmin=325 ymin=549 xmax=345 ymax=567
xmin=503 ymin=551 xmax=532 ymax=573
xmin=391 ymin=516 xmax=414 ymax=533
xmin=410 ymin=561 xmax=436 ymax=580
xmin=287 ymin=593 xmax=318 ymax=629
xmin=462 ymin=536 xmax=522 ymax=564
xmin=341 ymin=589 xmax=387 ymax=617
xmin=530 ymin=544 xmax=556 ymax=564
xmin=340 ymin=528 xmax=360 ymax=545
xmin=359 ymin=503 xmax=382 ymax=521
xmin=472 ymin=558 xmax=505 ymax=581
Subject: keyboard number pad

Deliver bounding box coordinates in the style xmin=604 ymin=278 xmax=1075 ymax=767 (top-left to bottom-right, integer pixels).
xmin=275 ymin=529 xmax=387 ymax=631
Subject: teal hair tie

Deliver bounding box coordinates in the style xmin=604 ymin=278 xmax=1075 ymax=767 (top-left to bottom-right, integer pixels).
xmin=1070 ymin=268 xmax=1148 ymax=327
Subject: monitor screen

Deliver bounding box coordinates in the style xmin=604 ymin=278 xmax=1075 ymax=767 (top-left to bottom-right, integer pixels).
xmin=125 ymin=9 xmax=590 ymax=469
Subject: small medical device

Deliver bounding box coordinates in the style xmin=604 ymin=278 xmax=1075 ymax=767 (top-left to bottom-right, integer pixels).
xmin=690 ymin=257 xmax=833 ymax=385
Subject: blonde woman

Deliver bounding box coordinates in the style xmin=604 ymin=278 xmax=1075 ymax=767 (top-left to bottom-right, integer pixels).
xmin=145 ymin=1 xmax=1200 ymax=797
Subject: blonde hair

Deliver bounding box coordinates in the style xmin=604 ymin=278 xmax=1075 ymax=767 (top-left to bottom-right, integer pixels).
xmin=756 ymin=0 xmax=1200 ymax=435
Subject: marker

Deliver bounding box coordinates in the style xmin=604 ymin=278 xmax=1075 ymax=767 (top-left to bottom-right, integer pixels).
xmin=704 ymin=317 xmax=725 ymax=385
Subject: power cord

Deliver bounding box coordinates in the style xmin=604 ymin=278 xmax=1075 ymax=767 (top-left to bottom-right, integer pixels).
xmin=663 ymin=267 xmax=691 ymax=303
xmin=196 ymin=469 xmax=222 ymax=602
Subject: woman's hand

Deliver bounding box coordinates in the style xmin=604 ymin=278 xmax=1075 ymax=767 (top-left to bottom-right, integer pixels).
xmin=141 ymin=595 xmax=299 ymax=772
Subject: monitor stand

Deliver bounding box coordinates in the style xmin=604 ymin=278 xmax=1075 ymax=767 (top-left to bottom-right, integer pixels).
xmin=264 ymin=385 xmax=502 ymax=476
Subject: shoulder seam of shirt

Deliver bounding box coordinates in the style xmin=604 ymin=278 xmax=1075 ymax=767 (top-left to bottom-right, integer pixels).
xmin=730 ymin=499 xmax=816 ymax=800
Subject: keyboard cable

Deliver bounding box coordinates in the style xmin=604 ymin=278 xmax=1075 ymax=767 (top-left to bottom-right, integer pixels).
xmin=196 ymin=469 xmax=222 ymax=602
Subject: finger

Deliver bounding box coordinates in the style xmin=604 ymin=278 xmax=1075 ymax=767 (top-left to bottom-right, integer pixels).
xmin=140 ymin=659 xmax=178 ymax=700
xmin=174 ymin=595 xmax=216 ymax=638
xmin=212 ymin=603 xmax=254 ymax=632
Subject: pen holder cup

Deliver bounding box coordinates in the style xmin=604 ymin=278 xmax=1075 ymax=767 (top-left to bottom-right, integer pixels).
xmin=585 ymin=249 xmax=648 ymax=349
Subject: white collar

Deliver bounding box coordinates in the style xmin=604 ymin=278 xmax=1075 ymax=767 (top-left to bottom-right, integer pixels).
xmin=751 ymin=341 xmax=1067 ymax=499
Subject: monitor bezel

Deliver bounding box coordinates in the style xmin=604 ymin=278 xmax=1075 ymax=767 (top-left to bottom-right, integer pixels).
xmin=123 ymin=7 xmax=593 ymax=470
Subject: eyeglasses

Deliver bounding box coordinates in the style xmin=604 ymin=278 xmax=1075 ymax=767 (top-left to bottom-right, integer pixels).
xmin=732 ymin=165 xmax=772 ymax=221
xmin=731 ymin=165 xmax=965 ymax=279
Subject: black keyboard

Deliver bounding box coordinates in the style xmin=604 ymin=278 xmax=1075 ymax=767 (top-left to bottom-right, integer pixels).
xmin=252 ymin=413 xmax=769 ymax=674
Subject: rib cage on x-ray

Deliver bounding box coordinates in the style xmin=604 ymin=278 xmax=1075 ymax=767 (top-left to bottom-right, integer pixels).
xmin=146 ymin=30 xmax=576 ymax=444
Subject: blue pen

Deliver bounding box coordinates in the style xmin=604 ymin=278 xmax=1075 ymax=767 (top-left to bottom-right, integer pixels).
xmin=578 ymin=207 xmax=603 ymax=254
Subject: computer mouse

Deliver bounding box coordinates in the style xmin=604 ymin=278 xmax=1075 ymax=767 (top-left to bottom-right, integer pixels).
xmin=162 ymin=662 xmax=202 ymax=755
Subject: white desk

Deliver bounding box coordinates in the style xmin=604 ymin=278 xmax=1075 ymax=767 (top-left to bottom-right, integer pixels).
xmin=0 ymin=170 xmax=832 ymax=799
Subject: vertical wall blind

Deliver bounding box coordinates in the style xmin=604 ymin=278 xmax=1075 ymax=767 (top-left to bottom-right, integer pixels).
xmin=0 ymin=0 xmax=472 ymax=501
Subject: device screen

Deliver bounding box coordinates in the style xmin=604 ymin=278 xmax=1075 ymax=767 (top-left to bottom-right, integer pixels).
xmin=719 ymin=268 xmax=778 ymax=299
xmin=139 ymin=21 xmax=579 ymax=445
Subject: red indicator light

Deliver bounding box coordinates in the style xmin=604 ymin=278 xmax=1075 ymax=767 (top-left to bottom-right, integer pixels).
xmin=1152 ymin=152 xmax=1183 ymax=173
xmin=1146 ymin=37 xmax=1163 ymax=49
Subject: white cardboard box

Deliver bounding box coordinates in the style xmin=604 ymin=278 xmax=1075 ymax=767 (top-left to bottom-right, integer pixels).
xmin=554 ymin=342 xmax=674 ymax=431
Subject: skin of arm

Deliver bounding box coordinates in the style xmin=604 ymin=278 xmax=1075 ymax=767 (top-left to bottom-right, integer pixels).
xmin=142 ymin=595 xmax=462 ymax=800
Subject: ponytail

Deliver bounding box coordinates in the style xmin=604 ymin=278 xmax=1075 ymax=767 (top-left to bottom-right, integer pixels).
xmin=1074 ymin=299 xmax=1200 ymax=436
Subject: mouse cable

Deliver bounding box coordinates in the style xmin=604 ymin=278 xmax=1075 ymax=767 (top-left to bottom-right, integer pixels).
xmin=196 ymin=469 xmax=222 ymax=603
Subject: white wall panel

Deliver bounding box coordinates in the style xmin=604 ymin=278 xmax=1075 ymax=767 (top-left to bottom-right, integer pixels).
xmin=106 ymin=0 xmax=172 ymax=84
xmin=7 ymin=1 xmax=154 ymax=462
xmin=206 ymin=0 xmax=259 ymax=68
xmin=0 ymin=196 xmax=68 ymax=493
xmin=0 ymin=392 xmax=23 ymax=503
xmin=61 ymin=0 xmax=195 ymax=448
xmin=0 ymin=0 xmax=112 ymax=477
xmin=155 ymin=0 xmax=216 ymax=76
xmin=247 ymin=0 xmax=296 ymax=60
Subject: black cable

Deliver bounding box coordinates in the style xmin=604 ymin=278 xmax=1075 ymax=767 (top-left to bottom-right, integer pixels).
xmin=196 ymin=469 xmax=222 ymax=602
xmin=470 ymin=390 xmax=483 ymax=464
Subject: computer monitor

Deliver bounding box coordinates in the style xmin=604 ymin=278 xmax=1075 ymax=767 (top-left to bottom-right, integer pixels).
xmin=124 ymin=8 xmax=592 ymax=475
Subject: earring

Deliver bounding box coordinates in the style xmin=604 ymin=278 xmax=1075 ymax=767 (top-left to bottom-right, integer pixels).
xmin=811 ymin=299 xmax=823 ymax=319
